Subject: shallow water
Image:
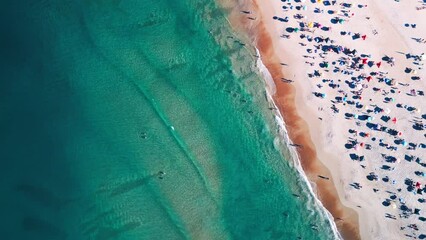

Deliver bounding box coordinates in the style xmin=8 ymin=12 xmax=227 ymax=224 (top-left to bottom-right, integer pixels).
xmin=0 ymin=0 xmax=337 ymax=239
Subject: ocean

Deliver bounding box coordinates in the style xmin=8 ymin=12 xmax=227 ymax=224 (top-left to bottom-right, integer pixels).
xmin=0 ymin=0 xmax=338 ymax=239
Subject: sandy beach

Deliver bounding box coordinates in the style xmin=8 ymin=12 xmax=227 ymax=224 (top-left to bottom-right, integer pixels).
xmin=223 ymin=0 xmax=426 ymax=239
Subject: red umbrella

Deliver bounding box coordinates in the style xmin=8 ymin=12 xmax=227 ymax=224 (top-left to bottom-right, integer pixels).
xmin=376 ymin=62 xmax=382 ymax=68
xmin=362 ymin=58 xmax=368 ymax=64
xmin=392 ymin=117 xmax=397 ymax=123
xmin=367 ymin=76 xmax=372 ymax=82
xmin=362 ymin=35 xmax=367 ymax=40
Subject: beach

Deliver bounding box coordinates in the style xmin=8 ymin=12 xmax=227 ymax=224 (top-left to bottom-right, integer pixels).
xmin=226 ymin=0 xmax=426 ymax=239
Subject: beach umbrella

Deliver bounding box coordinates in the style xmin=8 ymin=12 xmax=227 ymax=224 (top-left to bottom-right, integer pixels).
xmin=354 ymin=114 xmax=358 ymax=119
xmin=391 ymin=117 xmax=397 ymax=123
xmin=360 ymin=142 xmax=365 ymax=147
xmin=391 ymin=202 xmax=397 ymax=209
xmin=303 ymin=5 xmax=308 ymax=11
xmin=376 ymin=62 xmax=382 ymax=68
xmin=385 ymin=108 xmax=391 ymax=114
xmin=354 ymin=145 xmax=360 ymax=151
xmin=398 ymin=131 xmax=402 ymax=136
xmin=339 ymin=19 xmax=344 ymax=24
xmin=321 ymin=93 xmax=326 ymax=98
xmin=402 ymin=140 xmax=408 ymax=146
xmin=362 ymin=35 xmax=367 ymax=40
xmin=308 ymin=22 xmax=313 ymax=28
xmin=367 ymin=116 xmax=372 ymax=122
xmin=324 ymin=62 xmax=329 ymax=68
xmin=396 ymin=158 xmax=401 ymax=163
xmin=413 ymin=70 xmax=417 ymax=74
xmin=317 ymin=0 xmax=323 ymax=3
xmin=294 ymin=28 xmax=299 ymax=33
xmin=367 ymin=76 xmax=372 ymax=82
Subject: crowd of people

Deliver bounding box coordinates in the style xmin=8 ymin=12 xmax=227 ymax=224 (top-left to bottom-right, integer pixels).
xmin=271 ymin=0 xmax=425 ymax=238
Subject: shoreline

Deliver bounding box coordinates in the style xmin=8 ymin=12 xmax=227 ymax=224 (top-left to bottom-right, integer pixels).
xmin=221 ymin=0 xmax=360 ymax=239
xmin=250 ymin=8 xmax=361 ymax=240
xmin=255 ymin=48 xmax=343 ymax=240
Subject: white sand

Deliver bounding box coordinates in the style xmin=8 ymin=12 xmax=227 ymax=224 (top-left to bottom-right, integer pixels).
xmin=251 ymin=0 xmax=426 ymax=239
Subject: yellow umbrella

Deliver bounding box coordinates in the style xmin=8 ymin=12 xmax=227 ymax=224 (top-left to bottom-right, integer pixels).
xmin=308 ymin=22 xmax=313 ymax=28
xmin=318 ymin=0 xmax=323 ymax=3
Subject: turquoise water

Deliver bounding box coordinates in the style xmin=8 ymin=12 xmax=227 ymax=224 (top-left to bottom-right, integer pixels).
xmin=0 ymin=0 xmax=337 ymax=239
